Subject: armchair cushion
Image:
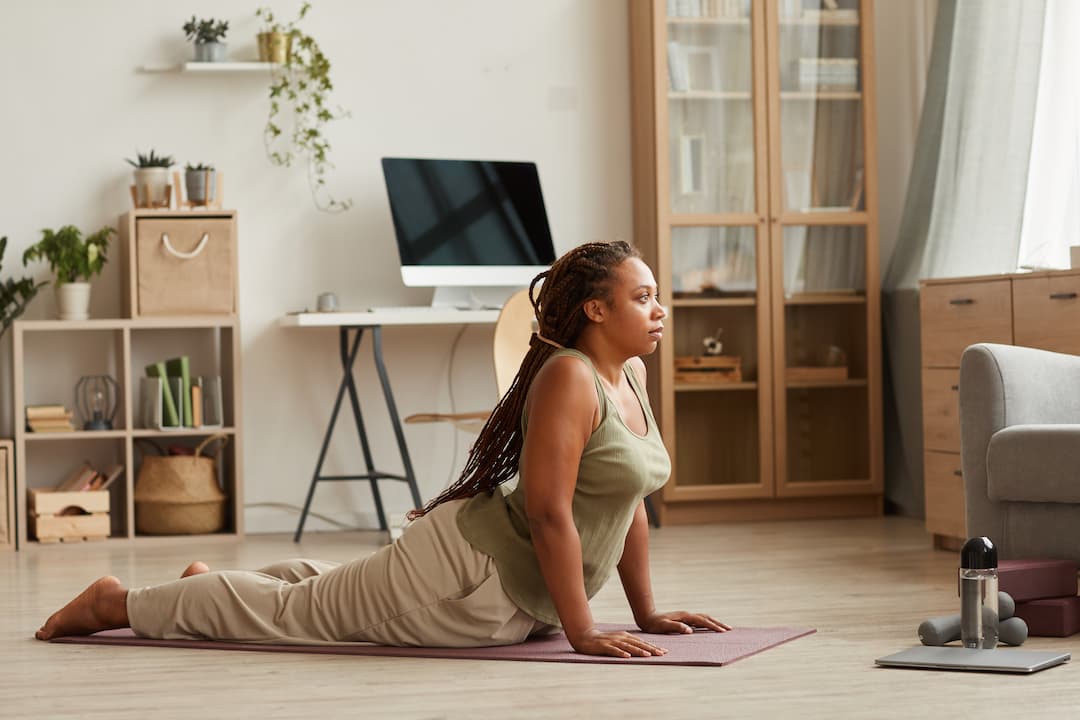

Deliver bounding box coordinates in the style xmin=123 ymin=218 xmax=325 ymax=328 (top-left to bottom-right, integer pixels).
xmin=987 ymin=424 xmax=1080 ymax=503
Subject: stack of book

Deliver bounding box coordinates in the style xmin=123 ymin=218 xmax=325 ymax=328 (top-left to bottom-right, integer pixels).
xmin=55 ymin=461 xmax=124 ymax=492
xmin=798 ymin=58 xmax=859 ymax=92
xmin=142 ymin=355 xmax=223 ymax=429
xmin=25 ymin=405 xmax=75 ymax=433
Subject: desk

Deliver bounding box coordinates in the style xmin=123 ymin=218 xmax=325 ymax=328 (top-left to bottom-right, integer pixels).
xmin=281 ymin=309 xmax=499 ymax=540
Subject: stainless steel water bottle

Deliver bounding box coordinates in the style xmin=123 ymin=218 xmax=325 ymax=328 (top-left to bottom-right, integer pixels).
xmin=959 ymin=536 xmax=999 ymax=649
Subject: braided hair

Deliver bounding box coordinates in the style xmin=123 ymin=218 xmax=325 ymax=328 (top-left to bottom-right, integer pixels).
xmin=408 ymin=240 xmax=641 ymax=519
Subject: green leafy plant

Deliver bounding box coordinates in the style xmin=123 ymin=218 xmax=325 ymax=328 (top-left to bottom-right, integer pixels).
xmin=125 ymin=149 xmax=175 ymax=168
xmin=185 ymin=162 xmax=215 ymax=171
xmin=22 ymin=226 xmax=115 ymax=286
xmin=256 ymin=2 xmax=352 ymax=213
xmin=0 ymin=237 xmax=44 ymax=338
xmin=183 ymin=16 xmax=229 ymax=44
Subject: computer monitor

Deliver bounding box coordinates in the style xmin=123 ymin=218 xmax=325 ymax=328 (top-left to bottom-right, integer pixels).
xmin=380 ymin=157 xmax=556 ymax=308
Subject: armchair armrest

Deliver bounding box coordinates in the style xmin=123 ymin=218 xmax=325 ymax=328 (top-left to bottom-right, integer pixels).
xmin=988 ymin=425 xmax=1080 ymax=503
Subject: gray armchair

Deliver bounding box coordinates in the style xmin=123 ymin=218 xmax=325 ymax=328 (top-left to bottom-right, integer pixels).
xmin=959 ymin=343 xmax=1080 ymax=562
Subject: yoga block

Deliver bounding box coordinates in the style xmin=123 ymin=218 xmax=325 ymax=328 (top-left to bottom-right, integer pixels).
xmin=997 ymin=559 xmax=1078 ymax=602
xmin=1014 ymin=597 xmax=1080 ymax=638
xmin=28 ymin=489 xmax=110 ymax=543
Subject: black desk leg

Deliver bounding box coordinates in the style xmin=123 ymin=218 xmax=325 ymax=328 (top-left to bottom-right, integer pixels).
xmin=294 ymin=326 xmax=425 ymax=542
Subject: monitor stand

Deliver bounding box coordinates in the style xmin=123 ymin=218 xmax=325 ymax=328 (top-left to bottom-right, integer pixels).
xmin=431 ymin=286 xmax=520 ymax=310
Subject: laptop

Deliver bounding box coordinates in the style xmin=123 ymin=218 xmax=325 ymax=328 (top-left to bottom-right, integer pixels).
xmin=876 ymin=646 xmax=1070 ymax=674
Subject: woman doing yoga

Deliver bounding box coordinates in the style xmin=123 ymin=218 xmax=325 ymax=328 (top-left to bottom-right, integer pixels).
xmin=36 ymin=240 xmax=729 ymax=658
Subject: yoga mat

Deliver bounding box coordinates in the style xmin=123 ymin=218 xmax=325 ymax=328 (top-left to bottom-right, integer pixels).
xmin=50 ymin=624 xmax=814 ymax=666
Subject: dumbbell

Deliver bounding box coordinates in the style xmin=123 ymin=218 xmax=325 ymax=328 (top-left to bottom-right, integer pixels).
xmin=917 ymin=591 xmax=1028 ymax=646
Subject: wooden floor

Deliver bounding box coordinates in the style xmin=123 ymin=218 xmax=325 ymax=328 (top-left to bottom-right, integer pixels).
xmin=4 ymin=516 xmax=1080 ymax=718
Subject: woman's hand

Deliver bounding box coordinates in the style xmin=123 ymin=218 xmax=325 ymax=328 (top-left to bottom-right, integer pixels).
xmin=638 ymin=610 xmax=732 ymax=635
xmin=569 ymin=627 xmax=669 ymax=658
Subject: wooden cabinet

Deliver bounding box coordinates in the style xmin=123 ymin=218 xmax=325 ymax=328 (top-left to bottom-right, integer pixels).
xmin=919 ymin=269 xmax=1080 ymax=548
xmin=629 ymin=0 xmax=883 ymax=524
xmin=9 ymin=211 xmax=243 ymax=549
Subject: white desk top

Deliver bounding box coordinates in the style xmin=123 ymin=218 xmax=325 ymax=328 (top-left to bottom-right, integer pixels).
xmin=280 ymin=308 xmax=500 ymax=328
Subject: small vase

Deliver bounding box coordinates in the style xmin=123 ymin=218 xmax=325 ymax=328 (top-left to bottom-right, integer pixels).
xmin=56 ymin=282 xmax=91 ymax=321
xmin=257 ymin=32 xmax=291 ymax=64
xmin=194 ymin=42 xmax=227 ymax=62
xmin=185 ymin=169 xmax=217 ymax=205
xmin=133 ymin=167 xmax=170 ymax=208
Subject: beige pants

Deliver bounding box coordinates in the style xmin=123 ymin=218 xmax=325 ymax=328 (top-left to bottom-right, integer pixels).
xmin=127 ymin=499 xmax=550 ymax=646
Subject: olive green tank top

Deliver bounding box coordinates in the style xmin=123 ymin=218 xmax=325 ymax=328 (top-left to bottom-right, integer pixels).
xmin=456 ymin=348 xmax=671 ymax=626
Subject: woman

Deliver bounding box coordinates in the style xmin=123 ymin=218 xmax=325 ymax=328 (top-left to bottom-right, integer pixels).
xmin=36 ymin=241 xmax=729 ymax=658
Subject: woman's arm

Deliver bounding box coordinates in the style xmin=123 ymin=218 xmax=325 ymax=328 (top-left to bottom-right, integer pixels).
xmin=523 ymin=356 xmax=665 ymax=658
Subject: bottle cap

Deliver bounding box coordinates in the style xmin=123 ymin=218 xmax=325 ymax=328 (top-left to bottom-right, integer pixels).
xmin=960 ymin=536 xmax=998 ymax=569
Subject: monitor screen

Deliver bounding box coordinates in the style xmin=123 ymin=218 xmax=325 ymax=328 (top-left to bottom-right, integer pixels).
xmin=380 ymin=158 xmax=556 ymax=289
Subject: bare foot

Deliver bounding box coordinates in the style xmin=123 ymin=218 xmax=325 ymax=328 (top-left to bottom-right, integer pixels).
xmin=181 ymin=561 xmax=210 ymax=579
xmin=35 ymin=576 xmax=129 ymax=641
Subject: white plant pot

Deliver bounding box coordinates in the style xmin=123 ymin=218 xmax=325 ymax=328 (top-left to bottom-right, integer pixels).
xmin=56 ymin=282 xmax=91 ymax=321
xmin=133 ymin=167 xmax=170 ymax=207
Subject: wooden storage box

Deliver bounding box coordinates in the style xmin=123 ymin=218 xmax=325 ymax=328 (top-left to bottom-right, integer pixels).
xmin=786 ymin=366 xmax=848 ymax=382
xmin=123 ymin=212 xmax=237 ymax=317
xmin=674 ymin=355 xmax=742 ymax=384
xmin=29 ymin=489 xmax=110 ymax=543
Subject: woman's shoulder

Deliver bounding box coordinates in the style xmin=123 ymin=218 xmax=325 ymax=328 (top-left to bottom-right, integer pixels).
xmin=533 ymin=352 xmax=598 ymax=394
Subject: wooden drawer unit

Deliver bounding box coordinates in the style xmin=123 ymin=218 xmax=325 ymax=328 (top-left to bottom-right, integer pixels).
xmin=1013 ymin=274 xmax=1080 ymax=355
xmin=920 ymin=279 xmax=1012 ymax=367
xmin=924 ymin=450 xmax=965 ymax=543
xmin=921 ymin=368 xmax=961 ymax=452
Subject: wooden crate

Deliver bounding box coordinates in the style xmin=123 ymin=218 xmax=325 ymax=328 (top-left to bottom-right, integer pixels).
xmin=28 ymin=489 xmax=110 ymax=543
xmin=674 ymin=355 xmax=742 ymax=384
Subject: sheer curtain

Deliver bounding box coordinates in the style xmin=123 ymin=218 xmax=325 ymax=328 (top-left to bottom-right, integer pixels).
xmin=1016 ymin=0 xmax=1080 ymax=270
xmin=881 ymin=0 xmax=1046 ymax=517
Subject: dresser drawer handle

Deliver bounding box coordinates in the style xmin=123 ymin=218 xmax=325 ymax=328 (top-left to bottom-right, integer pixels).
xmin=950 ymin=385 xmax=959 ymax=391
xmin=948 ymin=298 xmax=974 ymax=305
xmin=953 ymin=470 xmax=962 ymax=477
xmin=1050 ymin=292 xmax=1078 ymax=300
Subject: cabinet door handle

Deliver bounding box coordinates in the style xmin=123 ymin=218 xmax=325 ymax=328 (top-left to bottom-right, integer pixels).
xmin=161 ymin=232 xmax=209 ymax=260
xmin=949 ymin=298 xmax=974 ymax=305
xmin=1050 ymin=292 xmax=1078 ymax=300
xmin=953 ymin=470 xmax=962 ymax=477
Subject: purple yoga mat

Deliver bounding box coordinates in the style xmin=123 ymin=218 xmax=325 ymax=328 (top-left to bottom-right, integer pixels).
xmin=50 ymin=624 xmax=814 ymax=666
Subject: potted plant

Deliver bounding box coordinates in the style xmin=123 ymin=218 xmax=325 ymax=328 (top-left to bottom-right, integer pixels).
xmin=126 ymin=149 xmax=175 ymax=208
xmin=184 ymin=162 xmax=217 ymax=205
xmin=22 ymin=225 xmax=114 ymax=321
xmin=183 ymin=16 xmax=229 ymax=62
xmin=0 ymin=236 xmax=44 ymax=338
xmin=256 ymin=2 xmax=352 ymax=213
xmin=255 ymin=9 xmax=290 ymax=65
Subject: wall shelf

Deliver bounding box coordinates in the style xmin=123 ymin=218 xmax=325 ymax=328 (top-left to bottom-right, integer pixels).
xmin=137 ymin=62 xmax=278 ymax=74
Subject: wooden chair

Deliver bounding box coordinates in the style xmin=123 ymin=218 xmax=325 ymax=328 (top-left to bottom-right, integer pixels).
xmin=404 ymin=289 xmax=535 ymax=432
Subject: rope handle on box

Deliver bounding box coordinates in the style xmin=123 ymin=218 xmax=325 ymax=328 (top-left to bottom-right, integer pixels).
xmin=161 ymin=232 xmax=210 ymax=259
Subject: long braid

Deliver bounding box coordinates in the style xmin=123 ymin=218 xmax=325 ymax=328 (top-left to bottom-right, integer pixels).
xmin=407 ymin=240 xmax=640 ymax=519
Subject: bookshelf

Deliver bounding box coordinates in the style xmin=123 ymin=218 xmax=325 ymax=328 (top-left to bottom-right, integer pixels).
xmin=629 ymin=0 xmax=882 ymax=524
xmin=9 ymin=212 xmax=243 ymax=549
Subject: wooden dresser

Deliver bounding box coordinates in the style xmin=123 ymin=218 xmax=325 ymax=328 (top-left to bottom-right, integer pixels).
xmin=920 ymin=269 xmax=1080 ymax=549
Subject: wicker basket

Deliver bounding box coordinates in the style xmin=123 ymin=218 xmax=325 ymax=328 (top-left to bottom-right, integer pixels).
xmin=135 ymin=434 xmax=228 ymax=535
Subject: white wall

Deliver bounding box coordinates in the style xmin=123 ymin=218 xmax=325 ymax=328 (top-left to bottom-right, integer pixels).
xmin=0 ymin=0 xmax=633 ymax=533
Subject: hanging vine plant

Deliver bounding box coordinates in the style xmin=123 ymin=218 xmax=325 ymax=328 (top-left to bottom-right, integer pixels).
xmin=257 ymin=2 xmax=352 ymax=213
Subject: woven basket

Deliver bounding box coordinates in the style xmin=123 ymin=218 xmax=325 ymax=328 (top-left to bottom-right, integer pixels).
xmin=135 ymin=434 xmax=228 ymax=535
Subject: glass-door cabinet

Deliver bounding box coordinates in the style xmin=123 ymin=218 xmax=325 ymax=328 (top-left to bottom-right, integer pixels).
xmin=629 ymin=0 xmax=882 ymax=524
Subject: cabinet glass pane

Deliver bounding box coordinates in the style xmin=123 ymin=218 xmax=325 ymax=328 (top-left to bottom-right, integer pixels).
xmin=776 ymin=0 xmax=865 ymax=212
xmin=672 ymin=226 xmax=757 ymax=297
xmin=781 ymin=225 xmax=865 ymax=296
xmin=666 ymin=4 xmax=755 ymax=214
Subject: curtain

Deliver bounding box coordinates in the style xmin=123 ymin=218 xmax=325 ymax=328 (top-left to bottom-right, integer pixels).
xmin=881 ymin=0 xmax=1046 ymax=517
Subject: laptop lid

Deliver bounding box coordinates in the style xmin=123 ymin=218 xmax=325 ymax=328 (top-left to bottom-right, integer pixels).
xmin=876 ymin=646 xmax=1070 ymax=674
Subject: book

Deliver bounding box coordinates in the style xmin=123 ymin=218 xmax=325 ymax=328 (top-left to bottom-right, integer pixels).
xmin=140 ymin=377 xmax=162 ymax=430
xmin=96 ymin=464 xmax=124 ymax=491
xmin=26 ymin=404 xmax=72 ymax=420
xmin=191 ymin=384 xmax=203 ymax=427
xmin=168 ymin=377 xmax=185 ymax=427
xmin=165 ymin=356 xmax=192 ymax=427
xmin=146 ymin=361 xmax=180 ymax=427
xmin=196 ymin=375 xmax=224 ymax=428
xmin=55 ymin=462 xmax=98 ymax=492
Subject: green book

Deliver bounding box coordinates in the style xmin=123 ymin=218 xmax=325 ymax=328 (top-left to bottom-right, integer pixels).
xmin=145 ymin=361 xmax=179 ymax=427
xmin=165 ymin=356 xmax=192 ymax=427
